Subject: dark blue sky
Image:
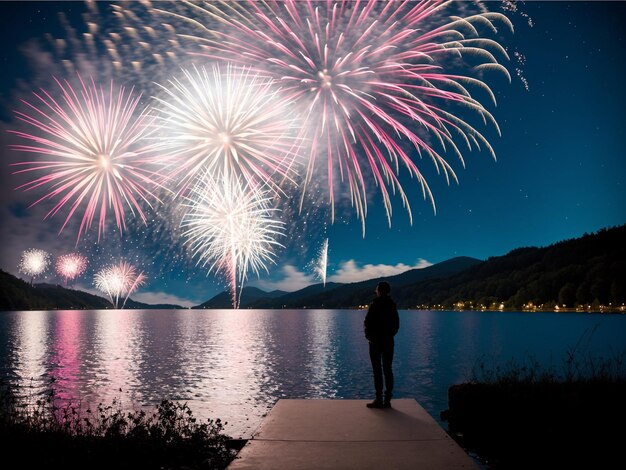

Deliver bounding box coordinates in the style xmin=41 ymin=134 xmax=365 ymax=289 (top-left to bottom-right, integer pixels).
xmin=1 ymin=2 xmax=624 ymax=306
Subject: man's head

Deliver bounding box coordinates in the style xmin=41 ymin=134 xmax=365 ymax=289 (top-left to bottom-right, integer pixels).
xmin=376 ymin=281 xmax=391 ymax=297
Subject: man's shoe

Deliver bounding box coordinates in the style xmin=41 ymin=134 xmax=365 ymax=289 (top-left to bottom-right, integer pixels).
xmin=384 ymin=392 xmax=393 ymax=408
xmin=366 ymin=399 xmax=384 ymax=409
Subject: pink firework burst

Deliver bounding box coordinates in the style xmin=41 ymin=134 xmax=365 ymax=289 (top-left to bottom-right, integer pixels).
xmin=55 ymin=253 xmax=88 ymax=285
xmin=9 ymin=75 xmax=163 ymax=241
xmin=161 ymin=0 xmax=512 ymax=233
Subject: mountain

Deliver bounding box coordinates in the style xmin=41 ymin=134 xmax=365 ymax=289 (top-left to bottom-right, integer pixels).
xmin=193 ymin=256 xmax=482 ymax=309
xmin=247 ymin=256 xmax=481 ymax=309
xmin=0 ymin=272 xmax=111 ymax=310
xmin=193 ymin=286 xmax=287 ymax=309
xmin=3 ymin=225 xmax=623 ymax=311
xmin=194 ymin=225 xmax=625 ymax=310
xmin=0 ymin=271 xmax=183 ymax=310
xmin=390 ymin=225 xmax=626 ymax=309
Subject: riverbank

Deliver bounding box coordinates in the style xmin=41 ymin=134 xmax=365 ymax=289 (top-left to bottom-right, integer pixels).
xmin=441 ymin=356 xmax=626 ymax=469
xmin=0 ymin=385 xmax=238 ymax=469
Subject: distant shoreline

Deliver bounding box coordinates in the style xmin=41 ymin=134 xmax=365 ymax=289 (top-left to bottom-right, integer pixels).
xmin=2 ymin=306 xmax=624 ymax=314
xmin=413 ymin=307 xmax=626 ymax=314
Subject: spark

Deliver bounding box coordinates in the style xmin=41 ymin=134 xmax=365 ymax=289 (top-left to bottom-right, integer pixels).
xmin=9 ymin=75 xmax=164 ymax=242
xmin=310 ymin=238 xmax=329 ymax=287
xmin=180 ymin=171 xmax=284 ymax=308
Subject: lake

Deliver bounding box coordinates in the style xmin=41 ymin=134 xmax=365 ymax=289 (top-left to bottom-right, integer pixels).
xmin=1 ymin=309 xmax=625 ymax=438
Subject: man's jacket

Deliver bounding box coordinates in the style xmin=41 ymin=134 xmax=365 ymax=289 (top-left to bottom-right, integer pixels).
xmin=364 ymin=295 xmax=400 ymax=343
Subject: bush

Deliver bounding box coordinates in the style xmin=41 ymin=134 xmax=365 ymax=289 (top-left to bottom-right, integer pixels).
xmin=442 ymin=348 xmax=626 ymax=469
xmin=0 ymin=381 xmax=236 ymax=469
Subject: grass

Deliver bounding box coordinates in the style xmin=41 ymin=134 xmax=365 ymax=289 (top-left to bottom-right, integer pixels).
xmin=442 ymin=343 xmax=626 ymax=469
xmin=0 ymin=380 xmax=237 ymax=469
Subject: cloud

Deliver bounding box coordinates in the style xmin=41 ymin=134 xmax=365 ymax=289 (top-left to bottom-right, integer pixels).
xmin=328 ymin=259 xmax=433 ymax=284
xmin=254 ymin=265 xmax=316 ymax=292
xmin=130 ymin=291 xmax=199 ymax=308
xmin=253 ymin=258 xmax=433 ymax=293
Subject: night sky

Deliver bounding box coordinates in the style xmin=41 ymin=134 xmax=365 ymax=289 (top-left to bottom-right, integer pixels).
xmin=0 ymin=1 xmax=624 ymax=307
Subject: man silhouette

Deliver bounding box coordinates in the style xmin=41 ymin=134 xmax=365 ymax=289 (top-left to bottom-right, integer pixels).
xmin=364 ymin=281 xmax=399 ymax=408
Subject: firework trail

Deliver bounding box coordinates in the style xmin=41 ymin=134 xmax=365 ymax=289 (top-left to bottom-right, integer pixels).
xmin=37 ymin=1 xmax=188 ymax=95
xmin=181 ymin=171 xmax=284 ymax=308
xmin=94 ymin=261 xmax=146 ymax=309
xmin=9 ymin=75 xmax=163 ymax=242
xmin=158 ymin=0 xmax=512 ymax=234
xmin=19 ymin=248 xmax=50 ymax=285
xmin=55 ymin=252 xmax=88 ymax=286
xmin=154 ymin=64 xmax=301 ymax=194
xmin=309 ymin=238 xmax=329 ymax=287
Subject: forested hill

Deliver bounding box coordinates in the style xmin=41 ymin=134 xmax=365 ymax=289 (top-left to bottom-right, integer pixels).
xmin=0 ymin=271 xmax=111 ymax=310
xmin=0 ymin=271 xmax=182 ymax=310
xmin=391 ymin=225 xmax=626 ymax=309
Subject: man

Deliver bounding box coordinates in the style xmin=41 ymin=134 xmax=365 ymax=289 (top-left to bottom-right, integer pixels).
xmin=364 ymin=281 xmax=400 ymax=409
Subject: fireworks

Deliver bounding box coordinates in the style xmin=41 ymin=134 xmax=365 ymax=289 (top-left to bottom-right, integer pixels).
xmin=165 ymin=0 xmax=512 ymax=233
xmin=55 ymin=253 xmax=88 ymax=285
xmin=19 ymin=248 xmax=50 ymax=284
xmin=10 ymin=75 xmax=163 ymax=241
xmin=153 ymin=64 xmax=301 ymax=194
xmin=94 ymin=261 xmax=146 ymax=309
xmin=310 ymin=238 xmax=329 ymax=287
xmin=181 ymin=171 xmax=284 ymax=308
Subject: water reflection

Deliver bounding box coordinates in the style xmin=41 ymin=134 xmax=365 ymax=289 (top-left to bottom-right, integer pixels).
xmin=49 ymin=311 xmax=82 ymax=401
xmin=1 ymin=309 xmax=625 ymax=439
xmin=93 ymin=310 xmax=140 ymax=405
xmin=12 ymin=312 xmax=48 ymax=399
xmin=303 ymin=311 xmax=339 ymax=397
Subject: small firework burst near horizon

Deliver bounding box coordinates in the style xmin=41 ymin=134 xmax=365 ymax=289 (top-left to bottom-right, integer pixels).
xmin=55 ymin=253 xmax=88 ymax=286
xmin=94 ymin=261 xmax=146 ymax=309
xmin=181 ymin=171 xmax=284 ymax=309
xmin=9 ymin=75 xmax=164 ymax=242
xmin=309 ymin=238 xmax=329 ymax=287
xmin=160 ymin=0 xmax=513 ymax=235
xmin=153 ymin=64 xmax=302 ymax=195
xmin=19 ymin=249 xmax=50 ymax=284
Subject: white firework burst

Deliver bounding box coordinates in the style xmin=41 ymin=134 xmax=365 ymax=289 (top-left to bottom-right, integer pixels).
xmin=181 ymin=171 xmax=284 ymax=308
xmin=94 ymin=261 xmax=146 ymax=309
xmin=19 ymin=248 xmax=50 ymax=284
xmin=153 ymin=64 xmax=302 ymax=194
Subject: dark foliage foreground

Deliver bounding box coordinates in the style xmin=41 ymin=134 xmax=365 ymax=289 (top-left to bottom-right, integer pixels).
xmin=442 ymin=351 xmax=626 ymax=469
xmin=0 ymin=383 xmax=237 ymax=470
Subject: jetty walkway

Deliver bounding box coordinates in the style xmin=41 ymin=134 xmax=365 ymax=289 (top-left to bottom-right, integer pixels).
xmin=227 ymin=399 xmax=479 ymax=469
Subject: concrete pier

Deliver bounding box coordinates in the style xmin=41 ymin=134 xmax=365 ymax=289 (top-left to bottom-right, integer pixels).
xmin=227 ymin=399 xmax=479 ymax=469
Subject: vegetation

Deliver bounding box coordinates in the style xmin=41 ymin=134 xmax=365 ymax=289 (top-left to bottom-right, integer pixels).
xmin=0 ymin=270 xmax=112 ymax=310
xmin=0 ymin=381 xmax=237 ymax=469
xmin=393 ymin=224 xmax=626 ymax=310
xmin=0 ymin=270 xmax=182 ymax=310
xmin=442 ymin=347 xmax=626 ymax=469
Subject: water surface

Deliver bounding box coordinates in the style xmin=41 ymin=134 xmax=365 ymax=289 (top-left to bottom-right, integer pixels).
xmin=1 ymin=309 xmax=624 ymax=438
